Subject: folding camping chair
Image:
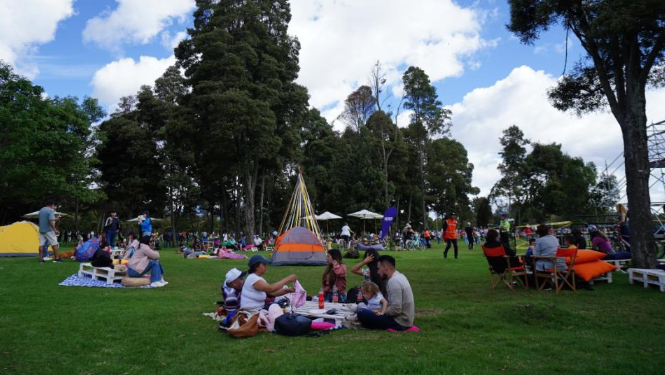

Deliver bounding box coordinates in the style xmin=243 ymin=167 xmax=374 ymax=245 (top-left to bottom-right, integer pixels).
xmin=481 ymin=245 xmax=528 ymax=290
xmin=532 ymin=248 xmax=578 ymax=294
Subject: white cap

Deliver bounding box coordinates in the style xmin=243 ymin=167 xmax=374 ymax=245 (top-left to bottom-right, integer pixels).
xmin=225 ymin=268 xmax=247 ymax=285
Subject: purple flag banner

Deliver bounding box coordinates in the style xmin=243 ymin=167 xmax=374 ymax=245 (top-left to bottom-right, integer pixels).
xmin=380 ymin=207 xmax=398 ymax=240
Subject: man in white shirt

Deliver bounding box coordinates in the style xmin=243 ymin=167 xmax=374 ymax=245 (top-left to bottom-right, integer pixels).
xmin=341 ymin=222 xmax=353 ymax=248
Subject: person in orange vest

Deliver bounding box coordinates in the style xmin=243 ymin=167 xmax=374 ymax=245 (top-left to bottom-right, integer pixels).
xmin=423 ymin=228 xmax=431 ymax=248
xmin=443 ymin=213 xmax=459 ymax=259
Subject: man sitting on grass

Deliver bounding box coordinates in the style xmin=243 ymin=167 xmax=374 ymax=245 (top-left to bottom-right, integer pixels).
xmin=357 ymin=255 xmax=415 ymax=331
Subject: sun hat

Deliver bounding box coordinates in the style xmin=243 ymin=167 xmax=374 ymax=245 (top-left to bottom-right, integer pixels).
xmin=225 ymin=268 xmax=247 ymax=285
xmin=248 ymin=254 xmax=272 ymax=268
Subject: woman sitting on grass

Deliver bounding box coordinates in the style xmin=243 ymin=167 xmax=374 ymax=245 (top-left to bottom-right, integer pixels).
xmin=350 ymin=249 xmax=387 ymax=297
xmin=127 ymin=236 xmax=168 ymax=287
xmin=240 ymin=255 xmax=296 ymax=311
xmin=322 ymin=249 xmax=347 ymax=302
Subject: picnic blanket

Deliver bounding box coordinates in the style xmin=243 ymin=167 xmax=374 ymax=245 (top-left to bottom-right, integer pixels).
xmin=58 ymin=274 xmax=155 ymax=288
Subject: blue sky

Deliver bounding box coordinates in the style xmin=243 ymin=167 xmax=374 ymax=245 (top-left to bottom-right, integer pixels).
xmin=18 ymin=0 xmax=581 ymax=111
xmin=3 ymin=0 xmax=664 ymax=199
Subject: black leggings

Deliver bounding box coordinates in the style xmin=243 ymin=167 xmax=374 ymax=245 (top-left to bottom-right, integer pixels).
xmin=444 ymin=239 xmax=458 ymax=259
xmin=467 ymin=234 xmax=474 ymax=249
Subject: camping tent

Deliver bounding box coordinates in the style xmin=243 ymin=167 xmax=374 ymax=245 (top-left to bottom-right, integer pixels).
xmin=272 ymin=226 xmax=327 ymax=266
xmin=272 ymin=169 xmax=327 ymax=266
xmin=0 ymin=221 xmax=41 ymax=257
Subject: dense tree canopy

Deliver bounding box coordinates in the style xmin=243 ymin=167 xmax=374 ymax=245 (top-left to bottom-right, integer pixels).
xmin=507 ymin=0 xmax=665 ymax=268
xmin=0 ymin=62 xmax=105 ymax=226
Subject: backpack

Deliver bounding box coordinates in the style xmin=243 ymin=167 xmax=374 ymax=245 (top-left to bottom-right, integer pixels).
xmin=274 ymin=313 xmax=312 ymax=336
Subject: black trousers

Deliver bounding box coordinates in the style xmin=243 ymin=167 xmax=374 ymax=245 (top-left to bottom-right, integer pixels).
xmin=444 ymin=239 xmax=458 ymax=259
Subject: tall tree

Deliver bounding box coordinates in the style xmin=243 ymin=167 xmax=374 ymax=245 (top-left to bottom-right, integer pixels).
xmin=426 ymin=138 xmax=479 ymax=218
xmin=402 ymin=66 xmax=452 ymax=225
xmin=474 ymin=197 xmax=493 ymax=228
xmin=340 ymin=85 xmax=375 ymax=131
xmin=0 ymin=62 xmax=105 ymax=224
xmin=96 ymin=90 xmax=166 ymax=217
xmin=175 ymin=0 xmax=309 ymax=239
xmin=492 ymin=125 xmax=530 ymax=224
xmin=507 ymin=0 xmax=665 ymax=267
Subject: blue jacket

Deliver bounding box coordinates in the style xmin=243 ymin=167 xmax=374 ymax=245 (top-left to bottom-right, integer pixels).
xmin=140 ymin=217 xmax=152 ymax=233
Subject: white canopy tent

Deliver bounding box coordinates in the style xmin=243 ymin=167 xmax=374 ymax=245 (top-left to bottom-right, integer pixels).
xmin=126 ymin=217 xmax=164 ymax=222
xmin=314 ymin=211 xmax=342 ymax=235
xmin=316 ymin=211 xmax=342 ymax=220
xmin=22 ymin=211 xmax=68 ymax=219
xmin=347 ymin=209 xmax=383 ymax=233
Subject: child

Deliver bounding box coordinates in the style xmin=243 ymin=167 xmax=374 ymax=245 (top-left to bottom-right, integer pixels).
xmin=322 ymin=249 xmax=347 ymax=303
xmin=361 ymin=281 xmax=388 ymax=315
xmin=564 ymin=234 xmax=577 ymax=249
xmin=524 ymin=237 xmax=536 ymax=265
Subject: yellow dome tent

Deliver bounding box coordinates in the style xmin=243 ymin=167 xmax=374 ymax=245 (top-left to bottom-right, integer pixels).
xmin=0 ymin=221 xmax=41 ymax=257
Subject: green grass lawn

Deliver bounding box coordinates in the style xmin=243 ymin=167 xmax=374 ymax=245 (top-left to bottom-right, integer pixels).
xmin=1 ymin=241 xmax=664 ymax=375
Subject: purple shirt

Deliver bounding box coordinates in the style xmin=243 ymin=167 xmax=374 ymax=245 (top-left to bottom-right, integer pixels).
xmin=592 ymin=236 xmax=613 ymax=253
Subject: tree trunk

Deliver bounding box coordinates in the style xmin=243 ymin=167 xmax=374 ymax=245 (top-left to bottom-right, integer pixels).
xmin=235 ymin=177 xmax=241 ymax=237
xmin=259 ymin=172 xmax=266 ymax=237
xmin=419 ymin=143 xmax=427 ymax=226
xmin=222 ymin=188 xmax=229 ymax=233
xmin=75 ymin=198 xmax=79 ymax=232
xmin=407 ymin=190 xmax=413 ymax=223
xmin=244 ymin=163 xmax=259 ymax=241
xmin=621 ymin=83 xmax=657 ymax=268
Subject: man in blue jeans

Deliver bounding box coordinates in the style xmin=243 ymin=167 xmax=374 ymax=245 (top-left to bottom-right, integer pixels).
xmin=104 ymin=211 xmax=120 ymax=247
xmin=357 ymin=255 xmax=415 ymax=331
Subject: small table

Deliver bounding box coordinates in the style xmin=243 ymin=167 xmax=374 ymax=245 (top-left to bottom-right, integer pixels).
xmin=291 ymin=301 xmax=355 ymax=326
xmin=628 ymin=268 xmax=665 ymax=292
xmin=109 ymin=248 xmax=124 ymax=259
xmin=78 ymin=263 xmax=126 ymax=285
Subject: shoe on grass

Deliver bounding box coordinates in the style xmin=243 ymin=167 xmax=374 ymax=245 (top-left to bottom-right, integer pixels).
xmin=160 ymin=279 xmax=169 ymax=285
xmin=150 ymin=281 xmax=166 ymax=287
xmin=53 ymin=258 xmax=63 ymax=263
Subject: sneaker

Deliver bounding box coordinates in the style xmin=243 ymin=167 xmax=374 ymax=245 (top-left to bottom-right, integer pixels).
xmin=160 ymin=279 xmax=169 ymax=285
xmin=43 ymin=257 xmax=51 ymax=261
xmin=53 ymin=258 xmax=63 ymax=263
xmin=150 ymin=281 xmax=166 ymax=287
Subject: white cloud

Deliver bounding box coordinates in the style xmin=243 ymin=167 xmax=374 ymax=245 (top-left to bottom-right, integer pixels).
xmin=83 ymin=0 xmax=195 ymax=53
xmin=91 ymin=55 xmax=176 ymax=109
xmin=0 ymin=0 xmax=75 ymax=77
xmin=289 ymin=0 xmax=494 ymax=125
xmin=160 ymin=30 xmax=188 ymax=50
xmin=448 ymin=65 xmax=665 ymax=200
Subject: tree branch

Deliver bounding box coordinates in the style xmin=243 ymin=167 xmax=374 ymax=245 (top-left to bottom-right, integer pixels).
xmin=571 ymin=9 xmax=621 ymax=120
xmin=639 ymin=31 xmax=665 ymax=86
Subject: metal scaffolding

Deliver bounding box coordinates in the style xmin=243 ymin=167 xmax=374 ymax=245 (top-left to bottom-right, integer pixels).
xmin=600 ymin=119 xmax=665 ymax=225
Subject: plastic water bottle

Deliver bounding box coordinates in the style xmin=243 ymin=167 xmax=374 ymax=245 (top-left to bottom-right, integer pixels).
xmin=318 ymin=289 xmax=324 ymax=309
xmin=332 ymin=285 xmax=338 ymax=303
xmin=356 ymin=287 xmax=363 ymax=304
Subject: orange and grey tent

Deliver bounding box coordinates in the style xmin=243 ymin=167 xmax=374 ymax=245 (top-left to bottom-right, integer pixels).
xmin=271 ymin=169 xmax=326 ymax=266
xmin=272 ymin=226 xmax=327 ymax=266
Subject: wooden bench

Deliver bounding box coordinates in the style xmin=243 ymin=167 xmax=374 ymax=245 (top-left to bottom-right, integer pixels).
xmin=78 ymin=263 xmax=126 ymax=285
xmin=589 ymin=271 xmax=612 ymax=285
xmin=604 ymin=259 xmax=631 ymax=273
xmin=628 ymin=268 xmax=665 ymax=292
